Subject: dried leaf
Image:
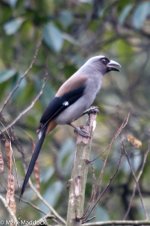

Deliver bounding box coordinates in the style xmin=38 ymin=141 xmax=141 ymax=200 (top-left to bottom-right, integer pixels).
xmin=0 ymin=148 xmax=4 ymax=173
xmin=6 ymin=174 xmax=16 ymax=214
xmin=43 ymin=22 xmax=64 ymax=52
xmin=5 ymin=140 xmax=13 ymax=172
xmin=127 ymin=134 xmax=142 ymax=148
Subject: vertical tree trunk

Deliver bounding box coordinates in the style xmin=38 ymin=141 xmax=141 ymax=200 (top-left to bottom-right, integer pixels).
xmin=66 ymin=107 xmax=98 ymax=226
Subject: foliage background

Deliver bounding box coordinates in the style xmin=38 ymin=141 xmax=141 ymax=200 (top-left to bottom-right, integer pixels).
xmin=0 ymin=0 xmax=150 ymax=223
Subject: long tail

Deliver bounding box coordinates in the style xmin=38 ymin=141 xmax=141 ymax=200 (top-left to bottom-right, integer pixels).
xmin=20 ymin=126 xmax=47 ymax=199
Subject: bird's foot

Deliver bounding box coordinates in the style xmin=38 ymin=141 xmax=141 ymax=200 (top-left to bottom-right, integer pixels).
xmin=74 ymin=126 xmax=91 ymax=138
xmin=82 ymin=106 xmax=99 ymax=116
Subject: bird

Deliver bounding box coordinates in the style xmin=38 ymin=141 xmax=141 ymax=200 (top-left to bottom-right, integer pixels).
xmin=20 ymin=55 xmax=121 ymax=198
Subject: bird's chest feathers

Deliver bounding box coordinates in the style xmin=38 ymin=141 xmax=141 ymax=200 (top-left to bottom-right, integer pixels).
xmin=85 ymin=73 xmax=102 ymax=98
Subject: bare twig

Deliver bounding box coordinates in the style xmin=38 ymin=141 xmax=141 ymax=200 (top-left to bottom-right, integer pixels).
xmin=82 ymin=151 xmax=123 ymax=223
xmin=29 ymin=180 xmax=66 ymax=225
xmin=83 ymin=220 xmax=150 ymax=226
xmin=30 ymin=213 xmax=57 ymax=226
xmin=16 ymin=194 xmax=46 ymax=215
xmin=122 ymin=142 xmax=147 ymax=219
xmin=0 ymin=194 xmax=18 ymax=225
xmin=98 ymin=112 xmax=130 ymax=193
xmin=93 ymin=112 xmax=130 ymax=185
xmin=0 ymin=38 xmax=42 ymax=113
xmin=1 ymin=78 xmax=46 ymax=134
xmin=82 ymin=113 xmax=130 ymax=222
xmin=123 ymin=146 xmax=150 ymax=220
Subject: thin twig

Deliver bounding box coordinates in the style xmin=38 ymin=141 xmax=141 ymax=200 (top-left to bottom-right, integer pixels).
xmin=0 ymin=194 xmax=18 ymax=225
xmin=29 ymin=180 xmax=66 ymax=225
xmin=82 ymin=151 xmax=123 ymax=222
xmin=83 ymin=220 xmax=150 ymax=226
xmin=15 ymin=194 xmax=46 ymax=215
xmin=82 ymin=113 xmax=130 ymax=221
xmin=30 ymin=213 xmax=57 ymax=226
xmin=122 ymin=143 xmax=147 ymax=218
xmin=12 ymin=143 xmax=20 ymax=194
xmin=0 ymin=38 xmax=42 ymax=113
xmin=123 ymin=146 xmax=150 ymax=220
xmin=98 ymin=112 xmax=130 ymax=194
xmin=1 ymin=78 xmax=46 ymax=133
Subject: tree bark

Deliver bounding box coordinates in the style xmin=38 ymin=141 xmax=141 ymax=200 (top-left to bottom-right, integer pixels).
xmin=66 ymin=107 xmax=99 ymax=226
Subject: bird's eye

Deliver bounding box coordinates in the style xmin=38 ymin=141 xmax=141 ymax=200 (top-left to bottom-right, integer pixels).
xmin=101 ymin=57 xmax=109 ymax=65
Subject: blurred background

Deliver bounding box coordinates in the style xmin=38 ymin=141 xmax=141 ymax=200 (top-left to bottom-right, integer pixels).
xmin=0 ymin=0 xmax=150 ymax=223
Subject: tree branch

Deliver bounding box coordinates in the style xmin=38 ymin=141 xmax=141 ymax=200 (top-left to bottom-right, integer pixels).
xmin=123 ymin=146 xmax=150 ymax=220
xmin=0 ymin=38 xmax=42 ymax=113
xmin=0 ymin=194 xmax=18 ymax=225
xmin=66 ymin=107 xmax=99 ymax=226
xmin=29 ymin=180 xmax=66 ymax=225
xmin=1 ymin=77 xmax=46 ymax=134
xmin=83 ymin=220 xmax=150 ymax=226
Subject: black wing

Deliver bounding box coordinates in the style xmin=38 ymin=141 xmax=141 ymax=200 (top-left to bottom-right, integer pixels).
xmin=20 ymin=85 xmax=85 ymax=199
xmin=40 ymin=85 xmax=85 ymax=127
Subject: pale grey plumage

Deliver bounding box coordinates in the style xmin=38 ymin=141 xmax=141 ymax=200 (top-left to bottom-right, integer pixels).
xmin=56 ymin=55 xmax=120 ymax=124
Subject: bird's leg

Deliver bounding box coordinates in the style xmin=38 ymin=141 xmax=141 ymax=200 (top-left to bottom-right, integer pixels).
xmin=68 ymin=107 xmax=99 ymax=138
xmin=68 ymin=123 xmax=91 ymax=138
xmin=82 ymin=106 xmax=99 ymax=127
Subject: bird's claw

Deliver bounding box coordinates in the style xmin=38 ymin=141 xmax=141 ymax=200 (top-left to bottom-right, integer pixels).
xmin=82 ymin=106 xmax=99 ymax=116
xmin=74 ymin=127 xmax=91 ymax=138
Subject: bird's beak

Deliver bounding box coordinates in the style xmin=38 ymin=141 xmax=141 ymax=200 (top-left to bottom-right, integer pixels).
xmin=107 ymin=60 xmax=121 ymax=72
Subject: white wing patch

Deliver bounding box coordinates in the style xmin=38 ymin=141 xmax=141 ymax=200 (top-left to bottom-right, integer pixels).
xmin=62 ymin=101 xmax=69 ymax=106
xmin=38 ymin=131 xmax=42 ymax=139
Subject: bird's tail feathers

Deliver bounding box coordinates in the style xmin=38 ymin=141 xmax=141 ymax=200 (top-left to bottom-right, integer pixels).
xmin=20 ymin=125 xmax=47 ymax=199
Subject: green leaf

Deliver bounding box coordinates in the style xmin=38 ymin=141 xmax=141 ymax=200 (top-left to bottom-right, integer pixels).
xmin=119 ymin=4 xmax=133 ymax=25
xmin=132 ymin=2 xmax=150 ymax=29
xmin=96 ymin=206 xmax=110 ymax=221
xmin=43 ymin=22 xmax=64 ymax=52
xmin=0 ymin=69 xmax=17 ymax=83
xmin=7 ymin=0 xmax=18 ymax=7
xmin=40 ymin=82 xmax=55 ymax=106
xmin=4 ymin=18 xmax=24 ymax=35
xmin=59 ymin=10 xmax=73 ymax=28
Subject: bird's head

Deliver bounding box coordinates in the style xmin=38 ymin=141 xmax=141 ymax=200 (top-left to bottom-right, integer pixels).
xmin=86 ymin=55 xmax=121 ymax=75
